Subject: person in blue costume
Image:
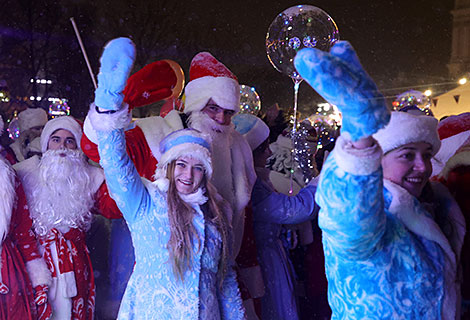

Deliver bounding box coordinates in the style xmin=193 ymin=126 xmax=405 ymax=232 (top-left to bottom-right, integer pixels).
xmin=294 ymin=41 xmax=466 ymax=319
xmin=233 ymin=113 xmax=320 ymax=320
xmin=87 ymin=38 xmax=246 ymax=319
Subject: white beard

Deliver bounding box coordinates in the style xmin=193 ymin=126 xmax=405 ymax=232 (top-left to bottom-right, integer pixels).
xmin=188 ymin=111 xmax=235 ymax=207
xmin=28 ymin=149 xmax=95 ymax=236
xmin=0 ymin=157 xmax=15 ymax=243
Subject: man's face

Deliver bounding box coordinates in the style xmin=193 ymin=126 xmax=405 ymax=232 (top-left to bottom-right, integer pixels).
xmin=201 ymin=99 xmax=236 ymax=126
xmin=47 ymin=129 xmax=77 ymax=151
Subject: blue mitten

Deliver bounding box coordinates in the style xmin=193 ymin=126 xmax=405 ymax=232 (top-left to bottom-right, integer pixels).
xmin=294 ymin=41 xmax=390 ymax=141
xmin=94 ymin=38 xmax=136 ymax=111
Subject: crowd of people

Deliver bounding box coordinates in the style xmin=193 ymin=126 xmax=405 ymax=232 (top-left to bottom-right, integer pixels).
xmin=0 ymin=36 xmax=468 ymax=320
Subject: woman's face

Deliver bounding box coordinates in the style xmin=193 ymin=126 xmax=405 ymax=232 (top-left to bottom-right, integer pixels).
xmin=173 ymin=156 xmax=205 ymax=194
xmin=382 ymin=142 xmax=433 ymax=198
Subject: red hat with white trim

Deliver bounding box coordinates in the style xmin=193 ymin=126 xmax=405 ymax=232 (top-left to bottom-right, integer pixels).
xmin=183 ymin=52 xmax=240 ymax=114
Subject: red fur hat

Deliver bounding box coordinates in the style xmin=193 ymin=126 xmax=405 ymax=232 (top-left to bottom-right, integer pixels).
xmin=183 ymin=52 xmax=240 ymax=114
xmin=123 ymin=61 xmax=177 ymax=109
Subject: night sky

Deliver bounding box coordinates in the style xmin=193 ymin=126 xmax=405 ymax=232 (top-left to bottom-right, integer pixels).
xmin=0 ymin=0 xmax=457 ymax=117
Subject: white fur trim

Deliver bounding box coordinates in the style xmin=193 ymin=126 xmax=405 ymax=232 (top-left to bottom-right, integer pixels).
xmin=179 ymin=187 xmax=208 ymax=205
xmin=18 ymin=108 xmax=48 ymax=132
xmin=87 ymin=103 xmax=131 ymax=133
xmin=384 ymin=180 xmax=462 ymax=320
xmin=238 ymin=265 xmax=265 ymax=298
xmin=135 ymin=111 xmax=183 ymax=160
xmin=26 ymin=258 xmax=52 ymax=287
xmin=83 ymin=113 xmax=98 ymax=144
xmin=373 ymin=111 xmax=440 ymax=155
xmin=41 ymin=116 xmax=83 ymax=153
xmin=184 ymin=76 xmax=240 ymax=113
xmin=152 ymin=177 xmax=169 ymax=192
xmin=333 ymin=135 xmax=382 ymax=175
xmin=432 ymin=130 xmax=470 ymax=177
xmin=88 ymin=164 xmax=105 ymax=193
xmin=158 ymin=143 xmax=212 ymax=178
xmin=233 ymin=114 xmax=270 ymax=151
xmin=439 ymin=150 xmax=470 ymax=180
xmin=9 ymin=140 xmax=25 ymax=162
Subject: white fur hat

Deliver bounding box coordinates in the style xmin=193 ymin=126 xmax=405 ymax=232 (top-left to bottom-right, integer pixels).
xmin=156 ymin=128 xmax=212 ymax=180
xmin=183 ymin=52 xmax=240 ymax=114
xmin=232 ymin=114 xmax=270 ymax=151
xmin=40 ymin=116 xmax=82 ymax=153
xmin=18 ymin=107 xmax=48 ymax=132
xmin=373 ymin=111 xmax=440 ymax=155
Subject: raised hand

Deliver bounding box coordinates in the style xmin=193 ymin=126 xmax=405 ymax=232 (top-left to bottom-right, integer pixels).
xmin=294 ymin=41 xmax=390 ymax=141
xmin=94 ymin=37 xmax=136 ymax=111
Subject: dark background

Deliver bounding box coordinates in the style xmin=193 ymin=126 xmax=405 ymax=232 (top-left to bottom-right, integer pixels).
xmin=0 ymin=0 xmax=456 ymax=119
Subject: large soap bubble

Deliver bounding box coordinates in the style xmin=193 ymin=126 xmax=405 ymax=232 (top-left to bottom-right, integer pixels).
xmin=266 ymin=5 xmax=339 ymax=82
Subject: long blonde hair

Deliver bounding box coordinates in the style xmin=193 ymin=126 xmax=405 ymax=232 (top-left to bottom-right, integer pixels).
xmin=166 ymin=160 xmax=230 ymax=282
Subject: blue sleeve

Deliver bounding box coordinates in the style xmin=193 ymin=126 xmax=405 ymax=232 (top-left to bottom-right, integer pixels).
xmin=218 ymin=265 xmax=246 ymax=319
xmin=251 ymin=178 xmax=319 ymax=224
xmin=316 ymin=143 xmax=386 ymax=260
xmin=96 ymin=129 xmax=153 ymax=224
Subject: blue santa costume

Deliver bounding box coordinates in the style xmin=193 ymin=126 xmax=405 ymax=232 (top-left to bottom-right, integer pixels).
xmin=88 ymin=38 xmax=246 ymax=320
xmin=233 ymin=114 xmax=320 ymax=320
xmin=295 ymin=41 xmax=465 ymax=319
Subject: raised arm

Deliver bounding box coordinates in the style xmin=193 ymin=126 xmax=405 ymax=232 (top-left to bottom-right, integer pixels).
xmin=88 ymin=38 xmax=153 ymax=224
xmin=294 ymin=41 xmax=391 ymax=259
xmin=251 ymin=178 xmax=319 ymax=225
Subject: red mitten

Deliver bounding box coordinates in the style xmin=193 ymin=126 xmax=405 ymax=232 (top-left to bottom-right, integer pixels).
xmin=35 ymin=285 xmax=52 ymax=320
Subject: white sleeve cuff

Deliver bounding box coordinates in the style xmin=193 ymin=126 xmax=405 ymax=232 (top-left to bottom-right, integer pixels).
xmin=86 ymin=102 xmax=132 ymax=135
xmin=333 ymin=135 xmax=382 ymax=175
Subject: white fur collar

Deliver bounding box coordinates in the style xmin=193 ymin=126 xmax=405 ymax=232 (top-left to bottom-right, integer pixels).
xmin=384 ymin=179 xmax=456 ymax=263
xmin=179 ymin=187 xmax=208 ymax=206
xmin=384 ymin=180 xmax=461 ymax=320
xmin=150 ymin=177 xmax=207 ymax=206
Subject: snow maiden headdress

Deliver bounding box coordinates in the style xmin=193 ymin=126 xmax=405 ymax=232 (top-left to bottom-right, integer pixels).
xmin=153 ymin=129 xmax=212 ymax=191
xmin=373 ymin=111 xmax=441 ymax=156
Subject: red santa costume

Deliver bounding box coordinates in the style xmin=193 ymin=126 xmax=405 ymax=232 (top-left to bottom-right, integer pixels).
xmin=434 ymin=113 xmax=470 ymax=318
xmin=14 ymin=116 xmax=104 ymax=320
xmin=0 ymin=116 xmax=51 ymax=320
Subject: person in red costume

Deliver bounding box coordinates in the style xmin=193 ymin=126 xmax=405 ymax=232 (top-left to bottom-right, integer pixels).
xmin=82 ymin=39 xmax=258 ymax=317
xmin=0 ymin=116 xmax=52 ymax=320
xmin=434 ymin=112 xmax=470 ymax=319
xmin=14 ymin=116 xmax=105 ymax=320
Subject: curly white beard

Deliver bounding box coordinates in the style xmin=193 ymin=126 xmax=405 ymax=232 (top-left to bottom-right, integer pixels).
xmin=0 ymin=157 xmax=15 ymax=242
xmin=188 ymin=111 xmax=235 ymax=208
xmin=28 ymin=149 xmax=94 ymax=237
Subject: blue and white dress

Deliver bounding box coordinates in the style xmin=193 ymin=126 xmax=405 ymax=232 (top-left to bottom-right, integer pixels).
xmin=96 ymin=128 xmax=245 ymax=320
xmin=316 ymin=136 xmax=465 ymax=319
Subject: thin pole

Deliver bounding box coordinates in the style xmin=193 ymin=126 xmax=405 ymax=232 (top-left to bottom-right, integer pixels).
xmin=70 ymin=17 xmax=97 ymax=89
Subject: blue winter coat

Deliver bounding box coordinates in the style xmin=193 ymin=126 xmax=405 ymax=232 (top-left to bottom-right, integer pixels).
xmin=96 ymin=128 xmax=245 ymax=320
xmin=316 ymin=136 xmax=465 ymax=320
xmin=251 ymin=177 xmax=319 ymax=320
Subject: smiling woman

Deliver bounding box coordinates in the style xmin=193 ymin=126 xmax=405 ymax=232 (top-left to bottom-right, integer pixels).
xmin=93 ymin=126 xmax=246 ymax=319
xmin=295 ymin=40 xmax=466 ymax=319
